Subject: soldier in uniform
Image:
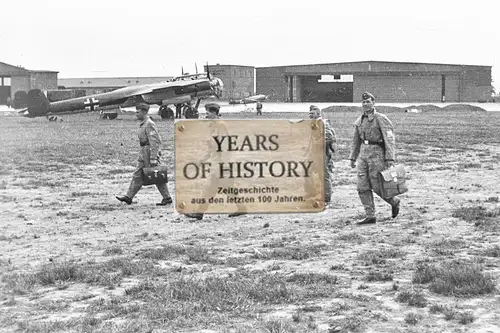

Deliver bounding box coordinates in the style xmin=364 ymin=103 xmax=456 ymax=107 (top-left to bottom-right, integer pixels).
xmin=308 ymin=105 xmax=336 ymax=205
xmin=256 ymin=101 xmax=263 ymax=115
xmin=116 ymin=103 xmax=173 ymax=206
xmin=349 ymin=92 xmax=400 ymax=225
xmin=184 ymin=102 xmax=247 ymax=220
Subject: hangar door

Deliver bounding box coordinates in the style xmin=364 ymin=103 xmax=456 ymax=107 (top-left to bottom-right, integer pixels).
xmin=300 ymin=75 xmax=353 ymax=102
xmin=0 ymin=77 xmax=11 ymax=105
xmin=355 ymin=75 xmax=443 ymax=102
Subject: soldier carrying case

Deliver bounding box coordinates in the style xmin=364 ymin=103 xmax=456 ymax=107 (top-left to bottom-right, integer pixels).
xmin=378 ymin=164 xmax=408 ymax=199
xmin=142 ymin=165 xmax=169 ymax=186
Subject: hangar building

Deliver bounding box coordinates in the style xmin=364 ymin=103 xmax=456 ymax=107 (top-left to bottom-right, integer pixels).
xmin=256 ymin=61 xmax=492 ymax=103
xmin=0 ymin=61 xmax=58 ymax=105
xmin=204 ymin=64 xmax=255 ymax=100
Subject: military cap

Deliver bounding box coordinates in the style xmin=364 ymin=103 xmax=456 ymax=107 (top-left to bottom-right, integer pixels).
xmin=362 ymin=92 xmax=375 ymax=101
xmin=205 ymin=102 xmax=220 ymax=112
xmin=309 ymin=105 xmax=319 ymax=111
xmin=136 ymin=103 xmax=150 ymax=111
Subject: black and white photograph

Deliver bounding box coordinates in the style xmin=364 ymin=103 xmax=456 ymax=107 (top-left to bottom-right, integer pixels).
xmin=1 ymin=1 xmax=499 ymax=332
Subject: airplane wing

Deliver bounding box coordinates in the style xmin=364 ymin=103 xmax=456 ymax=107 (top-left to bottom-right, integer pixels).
xmin=103 ymin=78 xmax=215 ymax=99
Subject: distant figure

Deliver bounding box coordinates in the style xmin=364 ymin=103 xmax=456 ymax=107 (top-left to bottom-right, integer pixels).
xmin=6 ymin=97 xmax=11 ymax=108
xmin=349 ymin=92 xmax=400 ymax=225
xmin=116 ymin=103 xmax=173 ymax=206
xmin=256 ymin=101 xmax=263 ymax=115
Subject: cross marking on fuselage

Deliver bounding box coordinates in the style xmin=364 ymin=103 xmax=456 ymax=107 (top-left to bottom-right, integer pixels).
xmin=84 ymin=98 xmax=100 ymax=111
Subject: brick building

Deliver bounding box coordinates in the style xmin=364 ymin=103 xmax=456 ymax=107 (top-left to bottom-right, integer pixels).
xmin=256 ymin=61 xmax=492 ymax=103
xmin=204 ymin=64 xmax=255 ymax=100
xmin=0 ymin=61 xmax=58 ymax=105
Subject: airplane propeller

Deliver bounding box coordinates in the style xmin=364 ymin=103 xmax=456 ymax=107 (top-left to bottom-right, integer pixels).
xmin=206 ymin=62 xmax=211 ymax=80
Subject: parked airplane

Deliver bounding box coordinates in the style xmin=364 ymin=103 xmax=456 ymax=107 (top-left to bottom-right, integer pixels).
xmin=17 ymin=66 xmax=223 ymax=121
xmin=228 ymin=94 xmax=268 ymax=105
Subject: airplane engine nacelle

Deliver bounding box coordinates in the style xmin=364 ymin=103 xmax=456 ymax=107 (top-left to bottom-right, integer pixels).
xmin=174 ymin=81 xmax=211 ymax=95
xmin=157 ymin=96 xmax=193 ymax=105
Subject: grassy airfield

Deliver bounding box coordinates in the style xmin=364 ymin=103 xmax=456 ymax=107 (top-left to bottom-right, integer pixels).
xmin=0 ymin=107 xmax=499 ymax=333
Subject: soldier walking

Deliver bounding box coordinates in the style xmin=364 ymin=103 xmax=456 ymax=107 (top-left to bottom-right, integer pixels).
xmin=256 ymin=101 xmax=263 ymax=115
xmin=349 ymin=92 xmax=400 ymax=225
xmin=308 ymin=105 xmax=336 ymax=205
xmin=116 ymin=103 xmax=173 ymax=206
xmin=184 ymin=103 xmax=247 ymax=220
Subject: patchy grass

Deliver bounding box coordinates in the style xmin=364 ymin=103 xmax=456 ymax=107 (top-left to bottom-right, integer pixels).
xmin=252 ymin=244 xmax=328 ymax=260
xmin=357 ymin=248 xmax=406 ymax=266
xmin=102 ymin=246 xmax=123 ymax=256
xmin=2 ymin=257 xmax=168 ymax=294
xmin=429 ymin=304 xmax=476 ymax=324
xmin=116 ymin=271 xmax=335 ymax=329
xmin=336 ymin=232 xmax=364 ymax=243
xmin=18 ymin=178 xmax=68 ymax=189
xmin=412 ymin=260 xmax=497 ymax=296
xmin=365 ymin=270 xmax=394 ymax=282
xmin=395 ymin=289 xmax=428 ymax=307
xmin=136 ymin=244 xmax=222 ymax=264
xmin=428 ymin=238 xmax=467 ymax=256
xmin=480 ymin=245 xmax=500 ymax=257
xmin=452 ymin=205 xmax=500 ymax=231
xmin=452 ymin=205 xmax=500 ymax=222
xmin=404 ymin=312 xmax=423 ymax=325
xmin=71 ymin=191 xmax=100 ymax=197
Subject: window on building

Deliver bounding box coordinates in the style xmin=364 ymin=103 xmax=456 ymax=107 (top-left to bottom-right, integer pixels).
xmin=1 ymin=77 xmax=11 ymax=86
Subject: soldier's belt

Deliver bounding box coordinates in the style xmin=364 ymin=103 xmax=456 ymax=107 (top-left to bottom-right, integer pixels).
xmin=140 ymin=142 xmax=150 ymax=147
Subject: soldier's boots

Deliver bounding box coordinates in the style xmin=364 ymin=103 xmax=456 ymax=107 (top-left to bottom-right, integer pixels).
xmin=357 ymin=217 xmax=376 ymax=225
xmin=185 ymin=212 xmax=246 ymax=219
xmin=156 ymin=197 xmax=173 ymax=206
xmin=185 ymin=213 xmax=204 ymax=220
xmin=391 ymin=198 xmax=400 ymax=218
xmin=116 ymin=195 xmax=133 ymax=205
xmin=228 ymin=212 xmax=246 ymax=217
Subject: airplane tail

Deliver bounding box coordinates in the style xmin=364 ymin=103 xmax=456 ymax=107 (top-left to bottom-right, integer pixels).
xmin=26 ymin=89 xmax=50 ymax=117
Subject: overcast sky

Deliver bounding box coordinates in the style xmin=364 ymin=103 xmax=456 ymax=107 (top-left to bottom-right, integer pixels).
xmin=1 ymin=0 xmax=498 ymax=90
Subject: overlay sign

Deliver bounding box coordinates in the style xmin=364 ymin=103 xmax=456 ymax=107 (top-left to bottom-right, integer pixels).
xmin=174 ymin=119 xmax=325 ymax=214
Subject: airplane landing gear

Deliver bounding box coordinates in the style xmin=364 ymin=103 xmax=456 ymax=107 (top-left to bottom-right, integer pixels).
xmin=184 ymin=106 xmax=199 ymax=119
xmin=99 ymin=112 xmax=118 ymax=120
xmin=46 ymin=115 xmax=62 ymax=122
xmin=159 ymin=105 xmax=174 ymax=119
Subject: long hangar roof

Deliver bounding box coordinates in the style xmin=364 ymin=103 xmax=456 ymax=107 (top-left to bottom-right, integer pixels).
xmin=0 ymin=61 xmax=58 ymax=75
xmin=58 ymin=76 xmax=174 ymax=88
xmin=257 ymin=60 xmax=491 ymax=75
